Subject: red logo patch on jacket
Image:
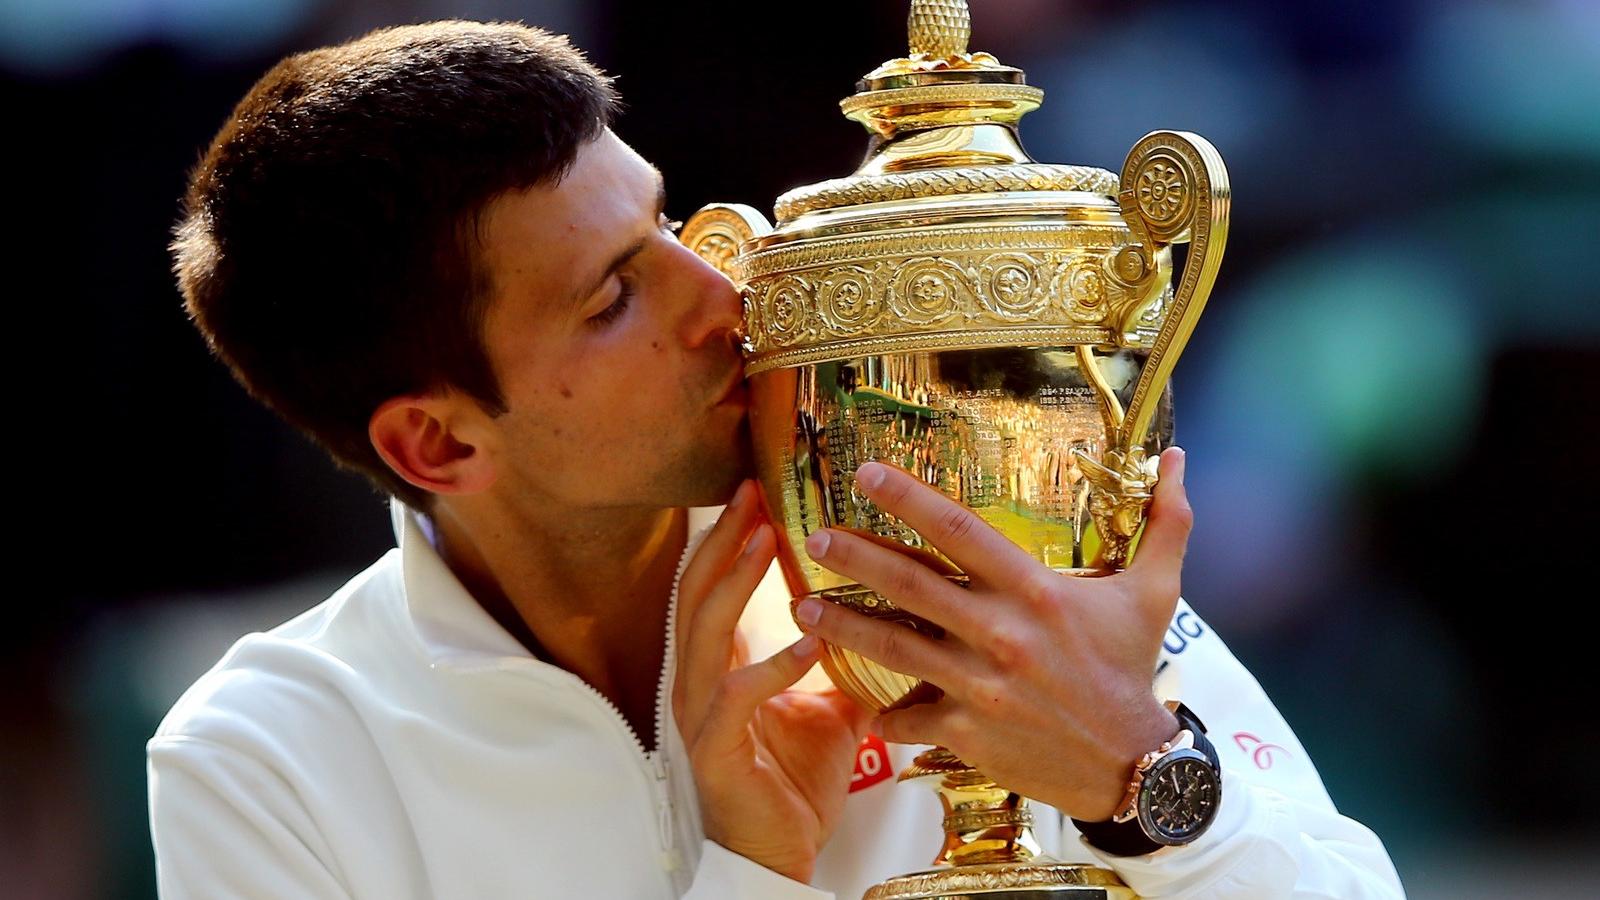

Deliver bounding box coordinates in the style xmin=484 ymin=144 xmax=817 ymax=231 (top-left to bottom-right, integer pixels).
xmin=849 ymin=734 xmax=892 ymax=793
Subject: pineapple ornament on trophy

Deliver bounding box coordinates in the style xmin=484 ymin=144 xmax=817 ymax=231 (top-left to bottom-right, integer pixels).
xmin=681 ymin=2 xmax=1229 ymax=896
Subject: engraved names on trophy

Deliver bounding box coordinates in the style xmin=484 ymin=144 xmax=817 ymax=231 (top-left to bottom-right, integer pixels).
xmin=780 ymin=351 xmax=1148 ymax=578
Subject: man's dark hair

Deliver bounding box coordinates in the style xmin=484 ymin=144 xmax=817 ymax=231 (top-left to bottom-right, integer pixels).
xmin=172 ymin=20 xmax=620 ymax=510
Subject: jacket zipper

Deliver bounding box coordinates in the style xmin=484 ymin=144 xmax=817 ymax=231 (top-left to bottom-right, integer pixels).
xmin=561 ymin=518 xmax=711 ymax=877
xmin=567 ymin=679 xmax=679 ymax=871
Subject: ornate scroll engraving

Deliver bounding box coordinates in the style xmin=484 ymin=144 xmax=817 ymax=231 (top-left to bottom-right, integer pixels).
xmin=1135 ymin=156 xmax=1192 ymax=227
xmin=978 ymin=253 xmax=1049 ymax=319
xmin=760 ymin=275 xmax=813 ymax=348
xmin=693 ymin=233 xmax=737 ymax=270
xmin=676 ymin=203 xmax=773 ymax=280
xmin=890 ymin=257 xmax=973 ymax=325
xmin=816 ymin=264 xmax=889 ymax=331
xmin=1057 ymin=259 xmax=1111 ymax=323
xmin=743 ymin=249 xmax=1146 ymax=365
xmin=741 ymin=228 xmax=1158 ymax=368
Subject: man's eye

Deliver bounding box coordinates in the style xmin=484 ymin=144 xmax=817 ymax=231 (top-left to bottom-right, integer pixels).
xmin=586 ymin=278 xmax=634 ymax=328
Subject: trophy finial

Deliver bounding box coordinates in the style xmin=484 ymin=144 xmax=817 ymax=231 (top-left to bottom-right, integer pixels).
xmin=908 ymin=0 xmax=971 ymax=58
xmin=859 ymin=0 xmax=1010 ymax=88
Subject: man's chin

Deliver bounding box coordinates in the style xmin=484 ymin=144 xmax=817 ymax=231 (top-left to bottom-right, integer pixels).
xmin=683 ymin=425 xmax=756 ymax=508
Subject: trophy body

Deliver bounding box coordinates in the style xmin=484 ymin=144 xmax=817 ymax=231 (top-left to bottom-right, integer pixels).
xmin=750 ymin=344 xmax=1169 ymax=704
xmin=682 ymin=3 xmax=1228 ymax=896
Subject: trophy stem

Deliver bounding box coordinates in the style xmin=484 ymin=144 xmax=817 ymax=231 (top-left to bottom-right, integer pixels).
xmin=867 ymin=743 xmax=1139 ymax=899
xmin=900 ymin=747 xmax=1042 ymax=867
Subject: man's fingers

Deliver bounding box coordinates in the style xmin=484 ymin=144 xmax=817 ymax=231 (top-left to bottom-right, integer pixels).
xmin=872 ymin=701 xmax=960 ymax=751
xmin=815 ymin=686 xmax=874 ymax=734
xmin=732 ymin=628 xmax=751 ymax=669
xmin=694 ymin=634 xmax=823 ymax=756
xmin=677 ymin=523 xmax=776 ymax=746
xmin=803 ymin=528 xmax=980 ymax=640
xmin=792 ymin=593 xmax=961 ymax=690
xmin=1127 ymin=446 xmax=1192 ymax=602
xmin=849 ymin=461 xmax=1043 ymax=589
xmin=676 ymin=480 xmax=764 ymax=651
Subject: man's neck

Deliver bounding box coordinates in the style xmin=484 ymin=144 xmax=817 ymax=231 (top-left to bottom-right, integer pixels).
xmin=426 ymin=494 xmax=689 ymax=750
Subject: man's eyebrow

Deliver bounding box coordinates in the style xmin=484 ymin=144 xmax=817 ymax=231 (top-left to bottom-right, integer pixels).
xmin=568 ymin=237 xmax=646 ymax=315
xmin=566 ymin=169 xmax=669 ymax=315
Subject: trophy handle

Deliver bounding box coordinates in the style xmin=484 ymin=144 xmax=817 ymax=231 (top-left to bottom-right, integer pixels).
xmin=679 ymin=203 xmax=773 ymax=281
xmin=1071 ymin=133 xmax=1228 ymax=569
xmin=1114 ymin=131 xmax=1230 ymax=451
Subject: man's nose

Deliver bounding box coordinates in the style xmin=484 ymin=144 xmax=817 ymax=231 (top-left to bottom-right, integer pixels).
xmin=669 ymin=237 xmax=745 ymax=349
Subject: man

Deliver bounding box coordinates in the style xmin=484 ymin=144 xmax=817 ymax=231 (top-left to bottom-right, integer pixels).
xmin=150 ymin=20 xmax=1404 ymax=899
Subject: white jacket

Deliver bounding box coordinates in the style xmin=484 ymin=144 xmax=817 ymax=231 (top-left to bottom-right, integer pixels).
xmin=147 ymin=500 xmax=1404 ymax=899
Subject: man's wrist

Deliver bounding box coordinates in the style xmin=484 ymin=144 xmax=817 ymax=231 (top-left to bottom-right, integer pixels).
xmin=1073 ymin=701 xmax=1222 ymax=856
xmin=1087 ymin=701 xmax=1181 ymax=822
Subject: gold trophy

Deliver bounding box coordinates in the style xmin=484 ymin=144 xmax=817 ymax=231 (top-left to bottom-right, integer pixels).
xmin=681 ymin=2 xmax=1228 ymax=896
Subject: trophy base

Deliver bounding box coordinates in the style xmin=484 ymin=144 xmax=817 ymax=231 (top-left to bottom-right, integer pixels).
xmin=863 ymin=861 xmax=1136 ymax=900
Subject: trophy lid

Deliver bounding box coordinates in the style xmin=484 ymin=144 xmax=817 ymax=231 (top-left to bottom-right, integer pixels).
xmin=708 ymin=0 xmax=1152 ymax=379
xmin=683 ymin=0 xmax=1225 ymax=392
xmin=768 ymin=0 xmax=1120 ymax=226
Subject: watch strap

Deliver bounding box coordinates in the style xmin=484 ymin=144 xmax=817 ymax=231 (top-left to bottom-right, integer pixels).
xmin=1174 ymin=702 xmax=1219 ymax=770
xmin=1073 ymin=802 xmax=1169 ymax=856
xmin=1072 ymin=702 xmax=1220 ymax=856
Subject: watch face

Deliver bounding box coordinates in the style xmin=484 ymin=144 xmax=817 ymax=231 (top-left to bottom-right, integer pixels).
xmin=1137 ymin=749 xmax=1220 ymax=845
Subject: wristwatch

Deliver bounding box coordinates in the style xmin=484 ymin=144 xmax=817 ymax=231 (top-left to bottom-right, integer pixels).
xmin=1072 ymin=701 xmax=1222 ymax=856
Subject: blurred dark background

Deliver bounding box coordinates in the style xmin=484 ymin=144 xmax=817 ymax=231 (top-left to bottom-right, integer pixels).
xmin=5 ymin=1 xmax=1597 ymax=896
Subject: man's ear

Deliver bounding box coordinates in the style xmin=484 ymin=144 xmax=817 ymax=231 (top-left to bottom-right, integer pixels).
xmin=368 ymin=393 xmax=496 ymax=497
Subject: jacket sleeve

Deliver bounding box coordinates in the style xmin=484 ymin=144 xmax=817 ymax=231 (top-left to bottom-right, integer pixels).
xmin=682 ymin=840 xmax=836 ymax=899
xmin=148 ymin=735 xmax=351 ymax=900
xmin=1064 ymin=599 xmax=1406 ymax=899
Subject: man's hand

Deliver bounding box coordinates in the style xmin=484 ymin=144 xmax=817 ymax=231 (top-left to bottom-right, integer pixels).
xmin=672 ymin=480 xmax=873 ymax=884
xmin=793 ymin=447 xmax=1192 ymax=823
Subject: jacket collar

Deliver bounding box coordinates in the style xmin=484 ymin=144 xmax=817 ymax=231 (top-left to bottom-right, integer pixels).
xmin=387 ymin=497 xmax=722 ymax=667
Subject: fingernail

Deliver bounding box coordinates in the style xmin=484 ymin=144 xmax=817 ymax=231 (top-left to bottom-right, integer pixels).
xmin=857 ymin=463 xmax=886 ymax=491
xmin=728 ymin=480 xmax=750 ymax=511
xmin=743 ymin=524 xmax=769 ymax=556
xmin=1173 ymin=447 xmax=1187 ymax=485
xmin=795 ymin=597 xmax=823 ymax=626
xmin=805 ymin=530 xmax=831 ymax=559
xmin=792 ymin=634 xmax=819 ymax=657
